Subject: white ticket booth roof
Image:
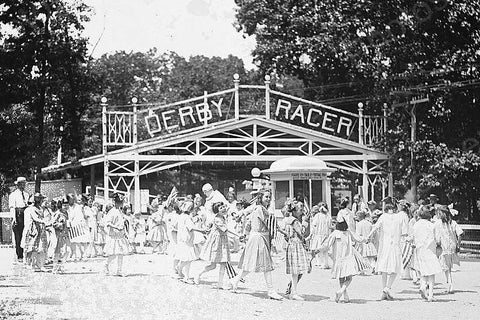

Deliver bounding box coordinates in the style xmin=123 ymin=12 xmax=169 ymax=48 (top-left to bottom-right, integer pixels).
xmin=262 ymin=156 xmax=335 ymax=217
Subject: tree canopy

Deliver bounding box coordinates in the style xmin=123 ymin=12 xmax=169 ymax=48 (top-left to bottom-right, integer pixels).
xmin=235 ymin=0 xmax=480 ymax=219
xmin=0 ymin=0 xmax=94 ymax=190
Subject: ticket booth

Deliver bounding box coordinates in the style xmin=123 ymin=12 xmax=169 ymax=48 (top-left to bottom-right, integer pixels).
xmin=261 ymin=156 xmax=335 ymax=217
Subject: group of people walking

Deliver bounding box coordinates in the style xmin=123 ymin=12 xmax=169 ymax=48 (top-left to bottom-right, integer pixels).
xmin=9 ymin=177 xmax=105 ymax=273
xmin=8 ymin=176 xmax=463 ymax=302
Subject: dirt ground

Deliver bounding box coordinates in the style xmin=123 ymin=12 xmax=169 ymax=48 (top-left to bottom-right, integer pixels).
xmin=0 ymin=247 xmax=479 ymax=320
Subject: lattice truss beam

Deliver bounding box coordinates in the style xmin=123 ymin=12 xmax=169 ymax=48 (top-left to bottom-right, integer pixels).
xmin=106 ymin=112 xmax=133 ymax=145
xmin=327 ymin=159 xmax=389 ymax=201
xmin=106 ymin=159 xmax=189 ymax=179
xmin=104 ymin=119 xmax=388 ymax=178
xmin=136 ymin=122 xmax=370 ymax=158
xmin=326 ymin=160 xmax=388 ymax=175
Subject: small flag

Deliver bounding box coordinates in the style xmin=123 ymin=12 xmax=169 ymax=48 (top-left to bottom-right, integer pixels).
xmin=402 ymin=241 xmax=414 ymax=269
xmin=165 ymin=186 xmax=178 ymax=208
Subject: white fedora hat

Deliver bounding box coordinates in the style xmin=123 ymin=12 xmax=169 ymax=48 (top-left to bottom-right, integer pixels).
xmin=14 ymin=177 xmax=27 ymax=184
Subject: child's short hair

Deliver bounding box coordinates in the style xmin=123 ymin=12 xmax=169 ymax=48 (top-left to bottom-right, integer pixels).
xmin=212 ymin=202 xmax=224 ymax=214
xmin=356 ymin=210 xmax=366 ymax=220
xmin=336 ymin=219 xmax=348 ymax=231
xmin=339 ymin=198 xmax=349 ymax=209
xmin=418 ymin=206 xmax=433 ymax=220
xmin=436 ymin=206 xmax=452 ymax=224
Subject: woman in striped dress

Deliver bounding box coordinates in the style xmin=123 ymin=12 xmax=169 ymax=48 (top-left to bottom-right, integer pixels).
xmin=231 ymin=189 xmax=283 ymax=300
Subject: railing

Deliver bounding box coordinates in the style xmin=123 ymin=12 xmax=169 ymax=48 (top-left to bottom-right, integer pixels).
xmin=100 ymin=75 xmax=388 ymax=151
xmin=459 ymin=224 xmax=480 ymax=257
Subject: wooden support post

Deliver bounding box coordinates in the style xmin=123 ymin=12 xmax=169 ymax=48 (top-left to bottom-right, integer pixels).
xmin=308 ymin=178 xmax=312 ymax=210
xmin=264 ymin=75 xmax=271 ymax=119
xmin=203 ymin=91 xmax=208 ymax=126
xmin=382 ymin=103 xmax=388 ymax=135
xmin=90 ymin=165 xmax=95 ymax=198
xmin=362 ymin=160 xmax=369 ymax=202
xmin=358 ymin=102 xmax=364 ymax=145
xmin=410 ymin=102 xmax=418 ymax=203
xmin=325 ymin=178 xmax=332 ymax=218
xmin=233 ymin=74 xmax=240 ymax=120
xmin=101 ymin=97 xmax=109 ymax=203
xmin=132 ymin=99 xmax=140 ymax=213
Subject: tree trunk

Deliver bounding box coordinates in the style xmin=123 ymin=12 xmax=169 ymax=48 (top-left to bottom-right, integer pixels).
xmin=35 ymin=85 xmax=46 ymax=193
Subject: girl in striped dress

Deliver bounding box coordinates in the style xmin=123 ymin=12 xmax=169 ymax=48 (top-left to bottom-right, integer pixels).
xmin=195 ymin=202 xmax=230 ymax=288
xmin=283 ymin=207 xmax=309 ymax=300
xmin=308 ymin=203 xmax=331 ymax=269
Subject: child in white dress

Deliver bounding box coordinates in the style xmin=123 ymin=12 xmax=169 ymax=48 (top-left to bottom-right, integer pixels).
xmin=174 ymin=201 xmax=201 ymax=283
xmin=104 ymin=193 xmax=132 ymax=276
xmin=434 ymin=206 xmax=463 ymax=293
xmin=308 ymin=203 xmax=331 ymax=269
xmin=368 ymin=197 xmax=408 ymax=300
xmin=321 ymin=216 xmax=366 ymax=303
xmin=355 ymin=210 xmax=377 ymax=273
xmin=94 ymin=202 xmax=106 ymax=257
xmin=412 ymin=206 xmax=442 ymax=301
xmin=132 ymin=212 xmax=147 ymax=254
xmin=337 ymin=198 xmax=356 ymax=233
xmin=147 ymin=199 xmax=167 ymax=254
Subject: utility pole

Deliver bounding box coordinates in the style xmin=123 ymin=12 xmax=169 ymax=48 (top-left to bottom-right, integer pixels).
xmin=409 ymin=96 xmax=429 ymax=204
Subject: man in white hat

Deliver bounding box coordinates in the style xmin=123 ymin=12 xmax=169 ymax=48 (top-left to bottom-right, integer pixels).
xmin=202 ymin=183 xmax=228 ymax=226
xmin=8 ymin=177 xmax=30 ymax=261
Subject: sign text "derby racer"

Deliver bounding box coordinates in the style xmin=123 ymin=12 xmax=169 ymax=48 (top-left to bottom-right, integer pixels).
xmin=274 ymin=99 xmax=357 ymax=141
xmin=145 ymin=98 xmax=224 ymax=137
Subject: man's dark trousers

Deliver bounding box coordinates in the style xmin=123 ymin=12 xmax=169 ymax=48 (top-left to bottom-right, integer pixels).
xmin=12 ymin=208 xmax=25 ymax=260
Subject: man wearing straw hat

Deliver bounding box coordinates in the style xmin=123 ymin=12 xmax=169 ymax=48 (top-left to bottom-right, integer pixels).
xmin=9 ymin=177 xmax=30 ymax=262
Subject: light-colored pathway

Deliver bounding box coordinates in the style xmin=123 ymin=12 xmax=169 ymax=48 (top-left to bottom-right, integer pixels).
xmin=1 ymin=248 xmax=479 ymax=320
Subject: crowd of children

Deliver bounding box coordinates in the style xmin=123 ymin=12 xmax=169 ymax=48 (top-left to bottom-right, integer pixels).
xmin=12 ymin=185 xmax=464 ymax=303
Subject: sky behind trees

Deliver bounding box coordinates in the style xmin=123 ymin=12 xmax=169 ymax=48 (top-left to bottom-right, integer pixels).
xmin=82 ymin=0 xmax=256 ymax=69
